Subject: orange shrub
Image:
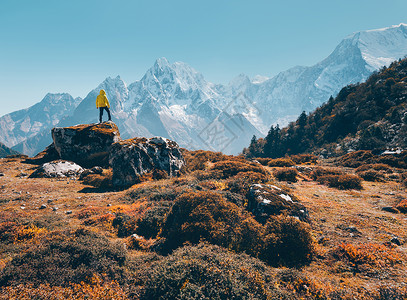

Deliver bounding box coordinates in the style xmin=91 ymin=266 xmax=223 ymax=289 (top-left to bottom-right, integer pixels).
xmin=355 ymin=163 xmax=392 ymax=173
xmin=310 ymin=167 xmax=343 ymax=180
xmin=208 ymin=160 xmax=268 ymax=179
xmin=332 ymin=243 xmax=400 ymax=273
xmin=261 ymin=216 xmax=315 ymax=267
xmin=395 ymin=199 xmax=407 ymax=213
xmin=289 ymin=154 xmax=318 ymax=164
xmin=273 ymin=168 xmax=298 ymax=182
xmin=82 ymin=169 xmax=113 ymax=188
xmin=76 ymin=206 xmax=103 ymax=219
xmin=0 ymin=275 xmax=129 ymax=300
xmin=160 ymin=190 xmax=263 ymax=256
xmin=267 ymin=158 xmax=295 ymax=167
xmin=317 ymin=174 xmax=363 ymax=190
xmin=253 ymin=157 xmax=272 ymax=166
xmin=357 ymin=169 xmax=385 ymax=182
xmin=0 ymin=222 xmax=46 ymax=244
xmin=181 ymin=149 xmax=228 ymax=171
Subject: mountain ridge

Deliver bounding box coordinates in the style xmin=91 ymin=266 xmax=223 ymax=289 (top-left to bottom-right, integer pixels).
xmin=2 ymin=24 xmax=407 ymax=156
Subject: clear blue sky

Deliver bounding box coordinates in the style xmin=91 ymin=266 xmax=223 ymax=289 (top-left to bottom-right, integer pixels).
xmin=1 ymin=0 xmax=406 ymax=116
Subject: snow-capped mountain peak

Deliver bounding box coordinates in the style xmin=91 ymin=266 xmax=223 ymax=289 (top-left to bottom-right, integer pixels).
xmin=3 ymin=24 xmax=407 ymax=156
xmin=348 ymin=23 xmax=407 ymax=70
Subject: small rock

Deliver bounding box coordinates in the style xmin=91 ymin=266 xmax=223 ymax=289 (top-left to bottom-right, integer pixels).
xmin=20 ymin=206 xmax=25 ymax=210
xmin=52 ymin=207 xmax=59 ymax=211
xmin=382 ymin=206 xmax=399 ymax=213
xmin=107 ymin=204 xmax=112 ymax=207
xmin=0 ymin=173 xmax=4 ymax=176
xmin=47 ymin=199 xmax=54 ymax=203
xmin=391 ymin=237 xmax=401 ymax=246
xmin=65 ymin=210 xmax=72 ymax=214
xmin=39 ymin=204 xmax=47 ymax=209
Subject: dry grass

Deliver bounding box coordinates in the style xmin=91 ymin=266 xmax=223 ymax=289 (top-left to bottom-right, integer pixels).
xmin=0 ymin=155 xmax=406 ymax=298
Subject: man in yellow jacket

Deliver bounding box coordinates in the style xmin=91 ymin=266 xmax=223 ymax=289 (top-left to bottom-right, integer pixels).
xmin=96 ymin=89 xmax=111 ymax=123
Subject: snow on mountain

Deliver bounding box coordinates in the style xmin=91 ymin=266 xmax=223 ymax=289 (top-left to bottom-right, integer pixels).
xmin=3 ymin=24 xmax=407 ymax=156
xmin=239 ymin=23 xmax=407 ymax=132
xmin=0 ymin=93 xmax=81 ymax=149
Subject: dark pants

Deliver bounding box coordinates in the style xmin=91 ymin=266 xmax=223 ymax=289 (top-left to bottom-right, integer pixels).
xmin=99 ymin=107 xmax=111 ymax=123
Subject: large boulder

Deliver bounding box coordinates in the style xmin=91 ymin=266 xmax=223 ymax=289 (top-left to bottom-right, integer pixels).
xmin=52 ymin=122 xmax=120 ymax=168
xmin=248 ymin=184 xmax=310 ymax=223
xmin=110 ymin=137 xmax=185 ymax=187
xmin=29 ymin=160 xmax=83 ymax=178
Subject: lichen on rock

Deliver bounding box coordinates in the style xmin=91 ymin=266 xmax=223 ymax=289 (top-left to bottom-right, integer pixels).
xmin=109 ymin=136 xmax=185 ymax=187
xmin=248 ymin=183 xmax=310 ymax=223
xmin=52 ymin=121 xmax=120 ymax=168
xmin=29 ymin=160 xmax=83 ymax=178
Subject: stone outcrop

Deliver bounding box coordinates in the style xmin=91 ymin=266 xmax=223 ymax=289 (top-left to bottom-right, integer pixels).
xmin=109 ymin=137 xmax=185 ymax=186
xmin=52 ymin=122 xmax=120 ymax=168
xmin=248 ymin=184 xmax=310 ymax=223
xmin=28 ymin=122 xmax=185 ymax=187
xmin=29 ymin=160 xmax=83 ymax=178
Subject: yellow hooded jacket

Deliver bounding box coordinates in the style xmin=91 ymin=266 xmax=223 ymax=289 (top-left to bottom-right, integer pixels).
xmin=96 ymin=90 xmax=110 ymax=108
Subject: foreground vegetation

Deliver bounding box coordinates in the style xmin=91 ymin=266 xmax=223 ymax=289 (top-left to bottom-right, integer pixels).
xmin=0 ymin=150 xmax=406 ymax=299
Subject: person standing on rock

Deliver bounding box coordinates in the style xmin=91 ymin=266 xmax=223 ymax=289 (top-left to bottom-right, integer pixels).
xmin=96 ymin=89 xmax=112 ymax=123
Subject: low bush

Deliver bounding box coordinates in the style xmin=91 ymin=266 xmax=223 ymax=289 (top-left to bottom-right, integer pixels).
xmin=0 ymin=221 xmax=47 ymax=244
xmin=0 ymin=229 xmax=128 ymax=287
xmin=395 ymin=199 xmax=407 ymax=213
xmin=81 ymin=169 xmax=113 ymax=189
xmin=331 ymin=243 xmax=400 ymax=275
xmin=160 ymin=191 xmax=263 ymax=256
xmin=337 ymin=150 xmax=407 ymax=169
xmin=277 ymin=269 xmax=330 ymax=299
xmin=253 ymin=157 xmax=272 ymax=166
xmin=310 ymin=167 xmax=343 ymax=180
xmin=112 ymin=214 xmax=137 ymax=238
xmin=267 ymin=158 xmax=295 ymax=167
xmin=289 ymin=154 xmax=318 ymax=164
xmin=126 ymin=185 xmax=179 ymax=203
xmin=273 ymin=168 xmax=298 ymax=182
xmin=181 ymin=149 xmax=230 ymax=172
xmin=208 ymin=160 xmax=268 ymax=179
xmin=261 ymin=216 xmax=315 ymax=267
xmin=357 ymin=170 xmax=385 ymax=182
xmin=140 ymin=243 xmax=294 ymax=300
xmin=136 ymin=203 xmax=172 ymax=239
xmin=355 ymin=163 xmax=393 ymax=173
xmin=0 ymin=276 xmax=129 ymax=300
xmin=317 ymin=174 xmax=363 ymax=190
xmin=226 ymin=171 xmax=269 ymax=195
xmin=199 ymin=180 xmax=226 ymax=190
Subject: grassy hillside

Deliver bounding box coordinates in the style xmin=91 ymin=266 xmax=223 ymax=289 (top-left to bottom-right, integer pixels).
xmin=0 ymin=151 xmax=406 ymax=299
xmin=245 ymin=57 xmax=407 ymax=158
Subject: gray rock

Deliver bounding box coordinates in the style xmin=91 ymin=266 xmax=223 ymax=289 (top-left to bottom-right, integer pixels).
xmin=247 ymin=183 xmax=310 ymax=224
xmin=52 ymin=122 xmax=120 ymax=168
xmin=109 ymin=136 xmax=185 ymax=187
xmin=29 ymin=160 xmax=83 ymax=178
xmin=391 ymin=237 xmax=401 ymax=246
xmin=40 ymin=204 xmax=47 ymax=209
xmin=381 ymin=206 xmax=399 ymax=213
xmin=0 ymin=173 xmax=4 ymax=177
xmin=65 ymin=210 xmax=72 ymax=215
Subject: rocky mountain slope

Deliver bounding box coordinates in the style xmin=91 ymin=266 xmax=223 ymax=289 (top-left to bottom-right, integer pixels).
xmin=2 ymin=24 xmax=407 ymax=156
xmin=244 ymin=57 xmax=407 ymax=158
xmin=0 ymin=93 xmax=81 ymax=154
xmin=0 ymin=142 xmax=19 ymax=158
